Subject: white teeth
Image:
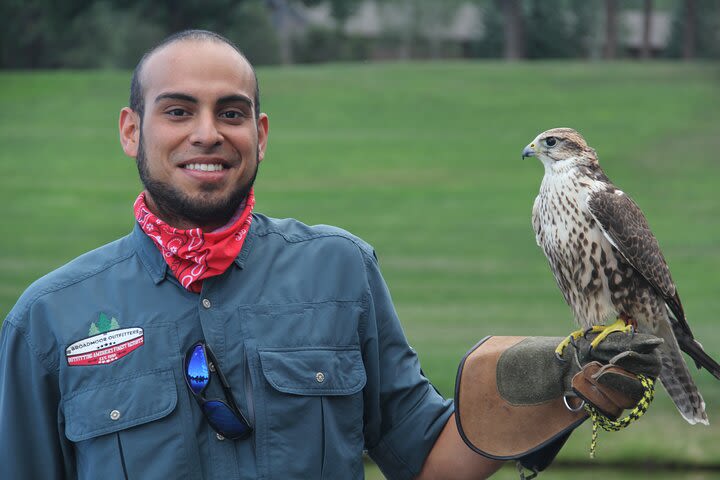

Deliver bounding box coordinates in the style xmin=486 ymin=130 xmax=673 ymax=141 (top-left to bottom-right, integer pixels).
xmin=184 ymin=163 xmax=224 ymax=172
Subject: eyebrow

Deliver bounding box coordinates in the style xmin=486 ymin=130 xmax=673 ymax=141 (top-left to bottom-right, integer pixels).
xmin=154 ymin=92 xmax=197 ymax=104
xmin=154 ymin=92 xmax=253 ymax=109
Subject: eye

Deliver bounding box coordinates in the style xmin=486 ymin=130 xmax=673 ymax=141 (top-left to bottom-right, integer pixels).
xmin=166 ymin=108 xmax=189 ymax=117
xmin=220 ymin=110 xmax=246 ymax=120
xmin=544 ymin=137 xmax=557 ymax=147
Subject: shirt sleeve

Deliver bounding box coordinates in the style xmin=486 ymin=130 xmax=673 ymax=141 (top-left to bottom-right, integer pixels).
xmin=0 ymin=318 xmax=75 ymax=479
xmin=360 ymin=250 xmax=454 ymax=480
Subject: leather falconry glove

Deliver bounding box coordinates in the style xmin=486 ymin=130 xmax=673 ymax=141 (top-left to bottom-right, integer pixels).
xmin=454 ymin=332 xmax=662 ymax=475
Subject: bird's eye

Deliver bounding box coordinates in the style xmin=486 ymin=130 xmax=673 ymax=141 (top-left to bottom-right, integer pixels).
xmin=544 ymin=137 xmax=557 ymax=147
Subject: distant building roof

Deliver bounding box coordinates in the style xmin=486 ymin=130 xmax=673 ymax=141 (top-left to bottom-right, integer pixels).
xmin=295 ymin=0 xmax=483 ymax=41
xmin=621 ymin=11 xmax=672 ymax=49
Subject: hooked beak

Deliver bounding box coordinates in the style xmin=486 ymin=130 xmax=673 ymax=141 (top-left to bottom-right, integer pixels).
xmin=522 ymin=144 xmax=536 ymax=159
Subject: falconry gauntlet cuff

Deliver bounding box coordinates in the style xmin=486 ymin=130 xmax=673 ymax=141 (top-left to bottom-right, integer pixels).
xmin=454 ymin=333 xmax=662 ymax=470
xmin=454 ymin=336 xmax=587 ymax=463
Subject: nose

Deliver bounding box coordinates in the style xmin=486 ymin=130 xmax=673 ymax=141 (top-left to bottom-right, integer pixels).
xmin=189 ymin=112 xmax=223 ymax=147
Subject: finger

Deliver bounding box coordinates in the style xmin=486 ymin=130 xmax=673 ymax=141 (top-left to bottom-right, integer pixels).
xmin=609 ymin=351 xmax=662 ymax=378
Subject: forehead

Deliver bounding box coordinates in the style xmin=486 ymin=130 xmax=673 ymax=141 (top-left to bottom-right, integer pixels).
xmin=540 ymin=128 xmax=586 ymax=146
xmin=141 ymin=40 xmax=255 ymax=103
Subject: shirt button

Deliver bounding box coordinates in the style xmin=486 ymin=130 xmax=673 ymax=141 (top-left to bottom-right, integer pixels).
xmin=216 ymin=433 xmax=225 ymax=441
xmin=315 ymin=372 xmax=325 ymax=383
xmin=202 ymin=298 xmax=211 ymax=309
xmin=110 ymin=410 xmax=121 ymax=421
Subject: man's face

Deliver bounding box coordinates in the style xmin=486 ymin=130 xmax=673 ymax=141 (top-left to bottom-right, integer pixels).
xmin=120 ymin=40 xmax=269 ymax=230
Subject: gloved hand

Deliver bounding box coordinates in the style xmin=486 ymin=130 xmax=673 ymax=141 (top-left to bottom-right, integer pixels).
xmin=455 ymin=332 xmax=663 ymax=476
xmin=496 ymin=331 xmax=663 ymax=421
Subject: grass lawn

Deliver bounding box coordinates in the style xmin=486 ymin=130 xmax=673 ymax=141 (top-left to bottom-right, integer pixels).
xmin=1 ymin=61 xmax=719 ymax=473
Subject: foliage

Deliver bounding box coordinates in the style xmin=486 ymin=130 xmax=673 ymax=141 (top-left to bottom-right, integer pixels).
xmin=2 ymin=0 xmax=720 ymax=67
xmin=0 ymin=0 xmax=281 ymax=68
xmin=57 ymin=2 xmax=167 ymax=69
xmin=299 ymin=0 xmax=364 ymax=23
xmin=665 ymin=0 xmax=720 ymax=59
xmin=524 ymin=0 xmax=599 ymax=59
xmin=225 ymin=1 xmax=283 ymax=65
xmin=471 ymin=2 xmax=505 ymax=58
xmin=292 ymin=27 xmax=349 ymax=63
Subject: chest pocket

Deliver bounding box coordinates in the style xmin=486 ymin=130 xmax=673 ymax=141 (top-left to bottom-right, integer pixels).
xmin=63 ymin=368 xmax=189 ymax=480
xmin=257 ymin=346 xmax=367 ymax=480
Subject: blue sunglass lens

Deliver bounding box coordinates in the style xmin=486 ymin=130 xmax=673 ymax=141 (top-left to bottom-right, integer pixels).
xmin=202 ymin=400 xmax=251 ymax=439
xmin=186 ymin=345 xmax=210 ymax=395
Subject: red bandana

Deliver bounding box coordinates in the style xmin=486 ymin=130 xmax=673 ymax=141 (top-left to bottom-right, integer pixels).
xmin=134 ymin=189 xmax=255 ymax=293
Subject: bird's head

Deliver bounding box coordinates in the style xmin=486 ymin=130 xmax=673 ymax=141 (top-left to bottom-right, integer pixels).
xmin=522 ymin=128 xmax=598 ymax=172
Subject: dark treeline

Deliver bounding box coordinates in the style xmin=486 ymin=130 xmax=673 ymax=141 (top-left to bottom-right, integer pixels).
xmin=1 ymin=0 xmax=718 ymax=69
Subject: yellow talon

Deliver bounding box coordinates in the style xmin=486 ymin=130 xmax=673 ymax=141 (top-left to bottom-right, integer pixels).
xmin=556 ymin=318 xmax=633 ymax=358
xmin=555 ymin=328 xmax=587 ymax=358
xmin=588 ymin=318 xmax=633 ymax=349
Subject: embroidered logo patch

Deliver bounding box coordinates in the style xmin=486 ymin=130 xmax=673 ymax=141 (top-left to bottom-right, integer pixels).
xmin=66 ymin=313 xmax=144 ymax=366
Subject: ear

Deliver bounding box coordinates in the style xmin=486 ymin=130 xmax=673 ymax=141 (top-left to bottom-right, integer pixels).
xmin=119 ymin=107 xmax=141 ymax=158
xmin=256 ymin=113 xmax=269 ymax=163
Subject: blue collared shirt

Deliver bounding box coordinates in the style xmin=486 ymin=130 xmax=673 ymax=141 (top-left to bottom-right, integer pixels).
xmin=0 ymin=213 xmax=453 ymax=479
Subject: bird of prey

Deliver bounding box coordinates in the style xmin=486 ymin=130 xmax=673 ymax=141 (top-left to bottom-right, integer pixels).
xmin=522 ymin=127 xmax=720 ymax=425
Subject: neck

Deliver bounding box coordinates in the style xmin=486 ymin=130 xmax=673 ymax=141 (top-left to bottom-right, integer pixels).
xmin=143 ymin=193 xmax=227 ymax=231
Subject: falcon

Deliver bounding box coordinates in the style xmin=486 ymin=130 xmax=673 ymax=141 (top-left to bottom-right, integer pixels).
xmin=522 ymin=127 xmax=720 ymax=425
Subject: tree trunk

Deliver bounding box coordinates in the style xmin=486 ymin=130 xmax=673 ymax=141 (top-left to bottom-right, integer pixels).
xmin=603 ymin=0 xmax=617 ymax=59
xmin=682 ymin=0 xmax=696 ymax=60
xmin=501 ymin=0 xmax=524 ymax=60
xmin=640 ymin=0 xmax=653 ymax=59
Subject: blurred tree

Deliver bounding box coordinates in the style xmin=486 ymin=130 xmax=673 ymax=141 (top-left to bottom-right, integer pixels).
xmin=58 ymin=1 xmax=166 ymax=68
xmin=666 ymin=0 xmax=720 ymax=59
xmin=682 ymin=0 xmax=696 ymax=59
xmin=0 ymin=0 xmax=283 ymax=68
xmin=224 ymin=1 xmax=282 ymax=65
xmin=299 ymin=0 xmax=363 ymax=25
xmin=603 ymin=0 xmax=618 ymax=59
xmin=525 ymin=0 xmax=593 ymax=59
xmin=640 ymin=0 xmax=653 ymax=59
xmin=499 ymin=0 xmax=525 ymax=59
xmin=472 ymin=1 xmax=504 ymax=58
xmin=292 ymin=26 xmax=346 ymax=63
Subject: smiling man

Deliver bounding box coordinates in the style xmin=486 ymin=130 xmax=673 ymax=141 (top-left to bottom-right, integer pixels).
xmin=0 ymin=30 xmax=662 ymax=480
xmin=121 ymin=36 xmax=267 ymax=232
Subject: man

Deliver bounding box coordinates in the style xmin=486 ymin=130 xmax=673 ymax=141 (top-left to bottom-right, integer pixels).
xmin=0 ymin=31 xmax=657 ymax=479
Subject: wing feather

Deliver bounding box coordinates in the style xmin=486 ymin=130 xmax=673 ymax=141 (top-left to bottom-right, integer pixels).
xmin=586 ymin=190 xmax=693 ymax=338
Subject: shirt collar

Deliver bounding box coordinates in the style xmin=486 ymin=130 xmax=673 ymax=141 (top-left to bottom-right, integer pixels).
xmin=131 ymin=215 xmax=258 ymax=284
xmin=131 ymin=222 xmax=168 ymax=284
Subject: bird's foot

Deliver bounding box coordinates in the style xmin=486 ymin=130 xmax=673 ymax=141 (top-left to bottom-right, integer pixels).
xmin=587 ymin=317 xmax=634 ymax=350
xmin=555 ymin=328 xmax=587 ymax=360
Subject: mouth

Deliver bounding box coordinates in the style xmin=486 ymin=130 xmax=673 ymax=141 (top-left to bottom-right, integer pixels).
xmin=182 ymin=163 xmax=226 ymax=172
xmin=178 ymin=157 xmax=233 ymax=171
xmin=177 ymin=157 xmax=234 ymax=181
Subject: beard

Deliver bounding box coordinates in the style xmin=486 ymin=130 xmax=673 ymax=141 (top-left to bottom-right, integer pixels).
xmin=136 ymin=132 xmax=257 ymax=229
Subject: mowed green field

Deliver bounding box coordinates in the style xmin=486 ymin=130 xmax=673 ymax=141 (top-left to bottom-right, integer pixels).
xmin=1 ymin=62 xmax=719 ymax=471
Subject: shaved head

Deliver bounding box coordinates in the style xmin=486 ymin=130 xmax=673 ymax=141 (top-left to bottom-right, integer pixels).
xmin=129 ymin=30 xmax=261 ymax=121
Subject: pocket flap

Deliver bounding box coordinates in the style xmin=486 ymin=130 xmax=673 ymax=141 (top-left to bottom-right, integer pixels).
xmin=64 ymin=368 xmax=177 ymax=442
xmin=258 ymin=346 xmax=366 ymax=396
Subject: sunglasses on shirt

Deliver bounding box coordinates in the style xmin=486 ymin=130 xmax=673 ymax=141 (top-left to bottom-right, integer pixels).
xmin=184 ymin=342 xmax=252 ymax=440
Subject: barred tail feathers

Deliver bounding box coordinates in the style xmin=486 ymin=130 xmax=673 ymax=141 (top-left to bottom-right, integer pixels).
xmin=658 ymin=335 xmax=709 ymax=425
